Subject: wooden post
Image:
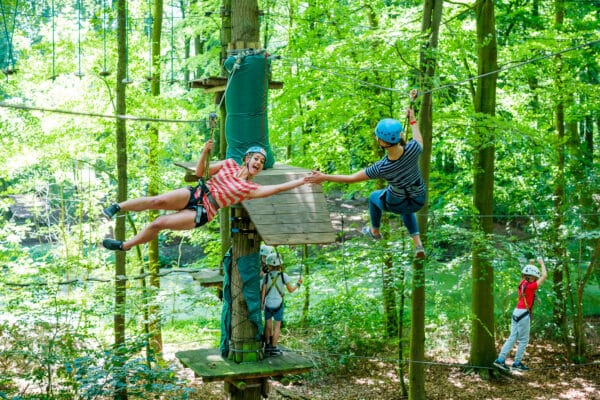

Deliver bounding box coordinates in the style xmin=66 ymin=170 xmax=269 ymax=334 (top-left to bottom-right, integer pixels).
xmin=227 ymin=205 xmax=267 ymax=399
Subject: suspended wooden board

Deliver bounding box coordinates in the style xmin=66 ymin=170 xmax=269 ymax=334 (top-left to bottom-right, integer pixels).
xmin=174 ymin=162 xmax=336 ymax=245
xmin=175 ymin=347 xmax=313 ymax=382
xmin=191 ymin=269 xmax=223 ymax=288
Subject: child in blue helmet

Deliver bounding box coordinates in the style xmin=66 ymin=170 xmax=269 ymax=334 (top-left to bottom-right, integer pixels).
xmin=101 ymin=141 xmax=311 ymax=251
xmin=307 ymin=107 xmax=426 ymax=259
xmin=494 ymin=257 xmax=547 ymax=371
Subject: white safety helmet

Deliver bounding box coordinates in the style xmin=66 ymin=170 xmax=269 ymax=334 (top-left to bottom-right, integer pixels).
xmin=266 ymin=253 xmax=283 ymax=267
xmin=260 ymin=245 xmax=275 ymax=258
xmin=521 ymin=265 xmax=541 ymax=278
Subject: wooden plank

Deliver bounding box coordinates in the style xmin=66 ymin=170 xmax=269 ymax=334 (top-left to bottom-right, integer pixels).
xmin=259 ymin=232 xmax=336 ymax=245
xmin=189 ymin=78 xmax=283 ymax=92
xmin=175 ymin=347 xmax=313 ymax=382
xmin=243 ymin=202 xmax=328 ymax=216
xmin=191 ymin=269 xmax=223 ymax=288
xmin=240 ymin=212 xmax=330 ymax=224
xmin=250 ymin=222 xmax=334 ymax=235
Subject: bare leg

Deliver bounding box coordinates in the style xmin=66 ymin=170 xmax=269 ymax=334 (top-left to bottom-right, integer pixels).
xmin=272 ymin=320 xmax=282 ymax=348
xmin=118 ymin=188 xmax=191 ymax=212
xmin=122 ymin=209 xmax=197 ymax=250
xmin=412 ymin=234 xmax=423 ymax=248
xmin=264 ymin=319 xmax=273 ymax=346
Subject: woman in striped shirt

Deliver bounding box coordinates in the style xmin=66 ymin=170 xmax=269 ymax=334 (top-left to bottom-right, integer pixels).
xmin=102 ymin=141 xmax=310 ymax=251
xmin=307 ymin=108 xmax=426 ymax=259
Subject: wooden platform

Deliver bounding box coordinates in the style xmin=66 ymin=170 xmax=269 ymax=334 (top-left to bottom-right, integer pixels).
xmin=175 ymin=162 xmax=336 ymax=245
xmin=191 ymin=269 xmax=223 ymax=288
xmin=175 ymin=347 xmax=313 ymax=382
xmin=190 ymin=76 xmax=283 ymax=93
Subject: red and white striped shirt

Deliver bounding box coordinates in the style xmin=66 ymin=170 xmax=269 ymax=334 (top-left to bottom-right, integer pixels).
xmin=197 ymin=159 xmax=260 ymax=221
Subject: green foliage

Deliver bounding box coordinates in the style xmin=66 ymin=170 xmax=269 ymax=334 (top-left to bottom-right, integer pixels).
xmin=0 ymin=0 xmax=599 ymax=393
xmin=303 ymin=287 xmax=388 ymax=371
xmin=69 ymin=337 xmax=194 ymax=400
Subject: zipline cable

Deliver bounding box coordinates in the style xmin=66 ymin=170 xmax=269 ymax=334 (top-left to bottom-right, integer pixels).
xmin=0 ymin=101 xmax=203 ymax=123
xmin=1 ymin=40 xmax=597 ymax=124
xmin=278 ymin=39 xmax=600 ymax=96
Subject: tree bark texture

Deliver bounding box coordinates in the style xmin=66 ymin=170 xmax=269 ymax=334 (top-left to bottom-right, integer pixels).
xmin=114 ymin=0 xmax=128 ymax=398
xmin=231 ymin=0 xmax=260 ymax=45
xmin=147 ymin=0 xmax=164 ymax=357
xmin=409 ymin=0 xmax=442 ymax=397
xmin=469 ymin=0 xmax=498 ymax=374
xmin=228 ymin=207 xmax=264 ymax=399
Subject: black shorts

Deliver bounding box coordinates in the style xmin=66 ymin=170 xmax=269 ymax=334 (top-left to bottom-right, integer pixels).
xmin=186 ymin=186 xmax=208 ymax=228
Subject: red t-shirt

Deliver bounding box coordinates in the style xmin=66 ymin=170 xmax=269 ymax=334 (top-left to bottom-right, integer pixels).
xmin=196 ymin=159 xmax=260 ymax=221
xmin=516 ymin=279 xmax=539 ymax=312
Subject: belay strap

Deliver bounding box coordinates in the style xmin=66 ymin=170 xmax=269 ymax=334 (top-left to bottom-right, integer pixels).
xmin=264 ymin=272 xmax=285 ymax=311
xmin=197 ymin=178 xmax=219 ymax=211
xmin=513 ymin=310 xmax=530 ymax=323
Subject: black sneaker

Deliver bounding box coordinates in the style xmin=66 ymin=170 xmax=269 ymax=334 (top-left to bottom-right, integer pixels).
xmin=102 ymin=203 xmax=121 ymax=220
xmin=512 ymin=362 xmax=529 ymax=371
xmin=493 ymin=359 xmax=509 ymax=371
xmin=103 ymin=238 xmax=125 ymax=251
xmin=270 ymin=347 xmax=283 ymax=356
xmin=263 ymin=344 xmax=273 ymax=357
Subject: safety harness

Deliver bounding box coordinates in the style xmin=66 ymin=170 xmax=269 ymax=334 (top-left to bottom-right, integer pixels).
xmin=513 ymin=281 xmax=535 ymax=323
xmin=193 ymin=178 xmax=219 ymax=225
xmin=264 ymin=271 xmax=285 ymax=312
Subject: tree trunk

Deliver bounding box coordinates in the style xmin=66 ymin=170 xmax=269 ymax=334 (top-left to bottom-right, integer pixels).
xmin=231 ymin=0 xmax=259 ymax=45
xmin=381 ymin=214 xmax=398 ymax=338
xmin=301 ymin=244 xmax=310 ymax=328
xmin=219 ymin=0 xmax=233 ymax=272
xmin=469 ymin=0 xmax=498 ymax=377
xmin=551 ymin=0 xmax=570 ymax=357
xmin=382 ymin=243 xmax=398 ymax=338
xmin=409 ymin=259 xmax=425 ymax=399
xmin=146 ymin=0 xmax=164 ymax=357
xmin=225 ymin=3 xmax=265 ymax=398
xmin=114 ymin=0 xmax=128 ymax=398
xmin=409 ymin=0 xmax=442 ymax=397
xmin=227 ymin=207 xmax=263 ymax=400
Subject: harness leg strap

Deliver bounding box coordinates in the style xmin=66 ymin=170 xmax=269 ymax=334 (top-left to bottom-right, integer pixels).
xmin=194 ymin=205 xmax=205 ymax=226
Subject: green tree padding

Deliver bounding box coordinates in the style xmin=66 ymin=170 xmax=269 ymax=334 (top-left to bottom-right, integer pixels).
xmin=220 ymin=250 xmax=264 ymax=357
xmin=224 ymin=52 xmax=276 ymax=168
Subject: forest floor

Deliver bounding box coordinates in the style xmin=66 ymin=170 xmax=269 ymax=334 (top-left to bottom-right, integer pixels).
xmin=166 ymin=336 xmax=600 ymax=400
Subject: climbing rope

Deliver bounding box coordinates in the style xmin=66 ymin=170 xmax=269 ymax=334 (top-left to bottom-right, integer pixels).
xmin=404 ymin=88 xmax=419 ymax=140
xmin=99 ymin=0 xmax=110 ymax=77
xmin=75 ymin=0 xmax=84 ymax=77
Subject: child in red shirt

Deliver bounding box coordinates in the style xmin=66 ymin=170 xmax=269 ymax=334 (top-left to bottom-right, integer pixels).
xmin=494 ymin=257 xmax=547 ymax=371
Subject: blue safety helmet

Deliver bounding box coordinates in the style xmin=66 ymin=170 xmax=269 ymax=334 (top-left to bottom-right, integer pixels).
xmin=245 ymin=146 xmax=267 ymax=159
xmin=375 ymin=118 xmax=403 ymax=144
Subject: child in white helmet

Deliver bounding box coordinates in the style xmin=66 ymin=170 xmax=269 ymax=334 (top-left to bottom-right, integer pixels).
xmin=494 ymin=257 xmax=547 ymax=371
xmin=261 ymin=252 xmax=303 ymax=356
xmin=259 ymin=244 xmax=276 ymax=276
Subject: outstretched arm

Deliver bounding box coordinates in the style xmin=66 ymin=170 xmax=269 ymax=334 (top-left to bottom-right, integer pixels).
xmin=195 ymin=139 xmax=224 ymax=178
xmin=537 ymin=257 xmax=548 ymax=286
xmin=407 ymin=107 xmax=423 ymax=147
xmin=306 ymin=169 xmax=369 ymax=185
xmin=286 ymin=276 xmax=303 ymax=293
xmin=247 ymin=176 xmax=310 ymax=200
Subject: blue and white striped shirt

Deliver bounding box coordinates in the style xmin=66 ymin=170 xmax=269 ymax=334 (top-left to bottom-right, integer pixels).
xmin=365 ymin=140 xmax=425 ymax=198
